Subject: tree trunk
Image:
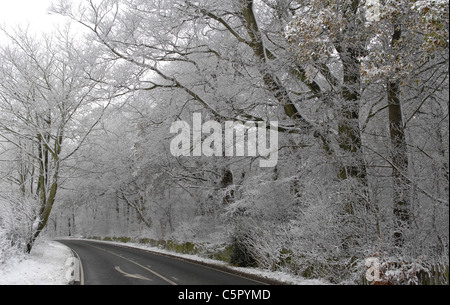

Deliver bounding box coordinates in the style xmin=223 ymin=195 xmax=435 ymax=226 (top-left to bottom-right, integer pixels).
xmin=388 ymin=26 xmax=410 ymax=248
xmin=335 ymin=0 xmax=367 ymax=187
xmin=388 ymin=80 xmax=410 ymax=247
xmin=26 ymin=131 xmax=62 ymax=253
xmin=26 ymin=179 xmax=59 ymax=253
xmin=336 ymin=42 xmax=368 ymax=216
xmin=221 ymin=168 xmax=234 ymax=204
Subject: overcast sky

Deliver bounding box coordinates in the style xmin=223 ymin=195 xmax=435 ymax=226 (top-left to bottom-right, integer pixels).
xmin=0 ymin=0 xmax=61 ymax=36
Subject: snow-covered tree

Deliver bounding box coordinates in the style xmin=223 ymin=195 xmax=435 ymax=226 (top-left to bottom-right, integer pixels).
xmin=46 ymin=0 xmax=448 ymax=283
xmin=0 ymin=27 xmax=115 ymax=252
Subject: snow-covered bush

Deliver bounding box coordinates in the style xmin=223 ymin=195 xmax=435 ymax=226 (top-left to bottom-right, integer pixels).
xmin=0 ymin=228 xmax=25 ymax=265
xmin=371 ymin=257 xmax=449 ymax=285
xmin=0 ymin=194 xmax=40 ymax=255
xmin=225 ymin=158 xmax=378 ymax=283
xmin=226 ymin=175 xmax=298 ymax=271
xmin=229 ymin=228 xmax=258 ymax=268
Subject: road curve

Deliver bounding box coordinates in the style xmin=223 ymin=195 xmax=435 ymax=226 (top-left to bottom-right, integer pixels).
xmin=56 ymin=239 xmax=267 ymax=286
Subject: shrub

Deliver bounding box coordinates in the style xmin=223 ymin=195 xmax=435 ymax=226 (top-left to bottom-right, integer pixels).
xmin=229 ymin=232 xmax=257 ymax=268
xmin=0 ymin=229 xmax=25 ymax=264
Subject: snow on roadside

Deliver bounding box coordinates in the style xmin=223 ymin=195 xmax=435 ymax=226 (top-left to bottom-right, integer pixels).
xmin=0 ymin=239 xmax=72 ymax=285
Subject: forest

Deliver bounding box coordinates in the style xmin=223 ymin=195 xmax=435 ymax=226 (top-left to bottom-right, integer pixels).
xmin=0 ymin=0 xmax=448 ymax=284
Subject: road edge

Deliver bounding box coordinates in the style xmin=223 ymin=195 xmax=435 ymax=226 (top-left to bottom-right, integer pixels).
xmin=55 ymin=240 xmax=85 ymax=286
xmin=59 ymin=238 xmax=288 ymax=285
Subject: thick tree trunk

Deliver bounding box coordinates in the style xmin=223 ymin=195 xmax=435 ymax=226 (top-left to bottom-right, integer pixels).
xmin=26 ymin=179 xmax=59 ymax=253
xmin=26 ymin=131 xmax=62 ymax=253
xmin=335 ymin=42 xmax=368 ymax=218
xmin=388 ymin=26 xmax=410 ymax=248
xmin=335 ymin=0 xmax=367 ymax=187
xmin=388 ymin=80 xmax=410 ymax=247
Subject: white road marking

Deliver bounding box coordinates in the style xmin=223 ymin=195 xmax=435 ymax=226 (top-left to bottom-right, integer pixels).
xmin=88 ymin=243 xmax=178 ymax=285
xmin=114 ymin=266 xmax=153 ymax=282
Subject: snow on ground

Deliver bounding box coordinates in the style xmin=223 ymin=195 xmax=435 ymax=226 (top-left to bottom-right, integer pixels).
xmin=0 ymin=239 xmax=72 ymax=285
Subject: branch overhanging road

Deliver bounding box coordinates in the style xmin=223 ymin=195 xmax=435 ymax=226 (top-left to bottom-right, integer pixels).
xmin=56 ymin=239 xmax=270 ymax=286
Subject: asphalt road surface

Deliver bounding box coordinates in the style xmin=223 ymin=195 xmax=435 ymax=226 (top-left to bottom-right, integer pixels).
xmin=56 ymin=239 xmax=268 ymax=286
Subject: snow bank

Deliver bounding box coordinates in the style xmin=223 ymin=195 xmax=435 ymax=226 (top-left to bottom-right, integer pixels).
xmin=0 ymin=240 xmax=72 ymax=285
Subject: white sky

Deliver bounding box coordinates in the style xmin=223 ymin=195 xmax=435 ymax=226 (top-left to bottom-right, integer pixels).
xmin=0 ymin=0 xmax=63 ymax=38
